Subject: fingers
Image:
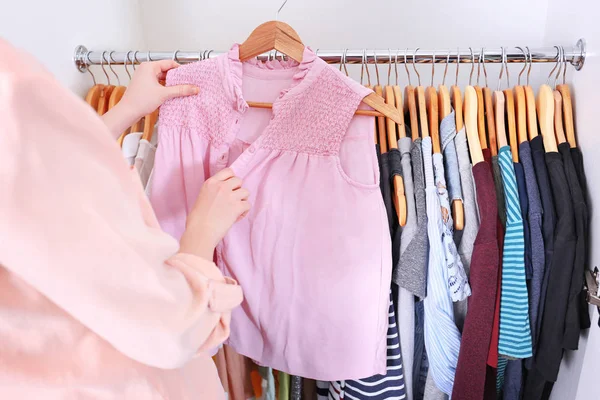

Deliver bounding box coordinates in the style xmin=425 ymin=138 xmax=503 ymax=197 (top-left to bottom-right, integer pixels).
xmin=233 ymin=188 xmax=250 ymax=200
xmin=163 ymin=85 xmax=199 ymax=100
xmin=224 ymin=176 xmax=243 ymax=190
xmin=153 ymin=59 xmax=181 ymax=73
xmin=211 ymin=167 xmax=235 ymax=182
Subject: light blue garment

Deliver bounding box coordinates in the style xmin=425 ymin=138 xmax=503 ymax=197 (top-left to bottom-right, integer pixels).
xmin=497 ymin=146 xmax=533 ymax=359
xmin=422 ymin=137 xmax=462 ymax=396
xmin=433 ymin=152 xmax=471 ymax=302
xmin=440 ymin=112 xmax=463 ymax=204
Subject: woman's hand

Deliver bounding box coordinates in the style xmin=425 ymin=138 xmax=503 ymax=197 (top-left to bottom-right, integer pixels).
xmin=179 ymin=168 xmax=251 ymax=260
xmin=101 ymin=60 xmax=199 ymax=139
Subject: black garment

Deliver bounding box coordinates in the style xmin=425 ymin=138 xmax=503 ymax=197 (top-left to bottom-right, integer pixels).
xmin=559 ymin=143 xmax=591 ymax=347
xmin=528 ymin=136 xmax=556 ymax=367
xmin=515 ymin=162 xmax=532 ymax=279
xmin=387 ymin=148 xmax=403 ymax=272
xmin=570 ymin=146 xmax=592 ymax=331
xmin=570 ymin=147 xmax=588 ymax=200
xmin=525 ymin=151 xmax=576 ymax=400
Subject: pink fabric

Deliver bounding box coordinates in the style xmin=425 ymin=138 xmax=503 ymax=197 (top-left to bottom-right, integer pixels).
xmin=151 ymin=44 xmax=392 ymax=380
xmin=0 ymin=39 xmax=242 ymax=399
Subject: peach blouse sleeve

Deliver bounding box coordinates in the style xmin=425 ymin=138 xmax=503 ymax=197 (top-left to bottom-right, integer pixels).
xmin=0 ymin=40 xmax=242 ymax=370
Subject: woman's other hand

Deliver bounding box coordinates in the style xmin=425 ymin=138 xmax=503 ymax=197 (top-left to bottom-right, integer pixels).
xmin=101 ymin=60 xmax=198 ymax=138
xmin=179 ymin=168 xmax=251 ymax=260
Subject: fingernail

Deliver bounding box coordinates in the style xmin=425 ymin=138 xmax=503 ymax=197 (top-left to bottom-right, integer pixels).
xmin=193 ymin=87 xmax=199 ymax=95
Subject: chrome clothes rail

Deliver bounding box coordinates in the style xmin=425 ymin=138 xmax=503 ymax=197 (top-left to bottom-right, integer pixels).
xmin=74 ymin=39 xmax=586 ymax=73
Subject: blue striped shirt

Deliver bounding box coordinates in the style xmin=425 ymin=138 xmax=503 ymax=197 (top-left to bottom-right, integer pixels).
xmin=422 ymin=137 xmax=461 ymax=395
xmin=321 ymin=293 xmax=408 ymax=400
xmin=497 ymin=146 xmax=533 ymax=359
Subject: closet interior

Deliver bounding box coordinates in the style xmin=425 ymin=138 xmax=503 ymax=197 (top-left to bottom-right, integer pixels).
xmin=73 ymin=15 xmax=594 ymax=400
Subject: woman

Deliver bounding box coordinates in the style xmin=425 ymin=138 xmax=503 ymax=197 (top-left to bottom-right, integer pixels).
xmin=0 ymin=40 xmax=248 ymax=398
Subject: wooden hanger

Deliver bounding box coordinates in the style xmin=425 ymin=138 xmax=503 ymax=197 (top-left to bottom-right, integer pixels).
xmin=556 ymin=45 xmax=576 ymax=147
xmin=438 ymin=53 xmax=464 ymax=230
xmin=108 ymin=86 xmax=127 ymax=110
xmin=557 ymin=85 xmax=576 ymax=147
xmin=553 ymin=90 xmax=567 ymax=145
xmin=515 ymin=85 xmax=528 ymax=144
xmin=375 ymin=85 xmax=388 ymax=153
xmin=405 ymin=85 xmax=419 ymax=139
xmin=393 ymin=85 xmax=407 ymax=138
xmin=475 ymin=86 xmax=487 ymax=149
xmin=85 ymin=84 xmax=104 ymax=110
xmin=494 ymin=91 xmax=508 ymax=151
xmin=142 ymin=109 xmax=159 ymax=142
xmin=426 ymin=88 xmax=440 ymax=152
xmin=238 ymin=21 xmax=403 ymax=125
xmin=503 ymin=89 xmax=518 ymax=162
xmin=464 ymin=86 xmax=484 ymax=164
xmin=537 ymin=84 xmax=558 ymax=153
xmin=385 ymin=85 xmax=407 ymax=226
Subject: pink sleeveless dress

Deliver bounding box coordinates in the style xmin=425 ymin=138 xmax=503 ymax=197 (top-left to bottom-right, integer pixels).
xmin=152 ymin=45 xmax=392 ymax=380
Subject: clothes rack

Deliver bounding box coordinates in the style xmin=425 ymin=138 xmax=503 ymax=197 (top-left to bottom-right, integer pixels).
xmin=73 ymin=39 xmax=587 ymax=72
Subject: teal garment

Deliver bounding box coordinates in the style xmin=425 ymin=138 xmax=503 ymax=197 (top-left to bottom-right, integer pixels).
xmin=497 ymin=146 xmax=533 ymax=359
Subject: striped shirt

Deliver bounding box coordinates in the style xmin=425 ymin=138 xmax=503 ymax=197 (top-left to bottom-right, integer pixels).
xmin=497 ymin=146 xmax=533 ymax=359
xmin=422 ymin=137 xmax=462 ymax=395
xmin=321 ymin=293 xmax=408 ymax=400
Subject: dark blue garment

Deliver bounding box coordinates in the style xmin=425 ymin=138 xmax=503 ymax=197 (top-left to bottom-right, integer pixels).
xmin=527 ymin=136 xmax=556 ymax=371
xmin=515 ymin=162 xmax=532 ymax=279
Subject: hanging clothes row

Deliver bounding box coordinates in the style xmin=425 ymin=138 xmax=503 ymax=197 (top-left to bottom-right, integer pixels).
xmin=80 ymin=21 xmax=590 ymax=400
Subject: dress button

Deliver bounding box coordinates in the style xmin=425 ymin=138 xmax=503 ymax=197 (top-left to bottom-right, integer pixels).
xmin=248 ymin=145 xmax=255 ymax=153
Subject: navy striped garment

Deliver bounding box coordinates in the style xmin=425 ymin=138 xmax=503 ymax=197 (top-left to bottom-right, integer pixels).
xmin=320 ymin=293 xmax=408 ymax=400
xmin=497 ymin=146 xmax=533 ymax=360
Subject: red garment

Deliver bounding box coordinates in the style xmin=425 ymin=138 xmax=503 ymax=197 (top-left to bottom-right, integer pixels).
xmin=483 ymin=149 xmax=503 ymax=369
xmin=451 ymin=160 xmax=499 ymax=400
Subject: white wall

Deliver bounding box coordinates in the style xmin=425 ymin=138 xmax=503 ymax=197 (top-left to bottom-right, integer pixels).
xmin=0 ymin=0 xmax=146 ymax=96
xmin=1 ymin=0 xmax=597 ymax=396
xmin=542 ymin=1 xmax=600 ymax=398
xmin=139 ymin=0 xmax=551 ymax=87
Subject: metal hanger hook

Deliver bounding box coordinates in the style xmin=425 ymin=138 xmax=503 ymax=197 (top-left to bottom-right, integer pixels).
xmin=100 ymin=51 xmax=110 ymax=85
xmin=388 ymin=49 xmax=393 ymax=86
xmin=553 ymin=46 xmax=563 ymax=89
xmin=516 ymin=47 xmax=527 ymax=85
xmin=360 ymin=49 xmax=365 ymax=85
xmin=404 ymin=48 xmax=412 ymax=86
xmin=504 ymin=47 xmax=510 ymax=88
xmin=497 ymin=47 xmax=505 ymax=91
xmin=132 ymin=51 xmax=139 ymax=70
xmin=173 ymin=50 xmax=179 ymax=62
xmin=413 ymin=48 xmax=421 ymax=86
xmin=481 ymin=48 xmax=488 ymax=87
xmin=468 ymin=47 xmax=475 ymax=86
xmin=561 ymin=45 xmax=567 ymax=84
xmin=431 ymin=50 xmax=435 ymax=87
xmin=108 ymin=51 xmax=120 ymax=85
xmin=85 ymin=51 xmax=97 ymax=86
xmin=476 ymin=50 xmax=482 ymax=86
xmin=454 ymin=48 xmax=460 ymax=87
xmin=124 ymin=51 xmax=132 ymax=80
xmin=275 ymin=0 xmax=289 ymax=21
xmin=373 ymin=51 xmax=380 ymax=86
xmin=526 ymin=46 xmax=532 ymax=86
xmin=394 ymin=49 xmax=399 ymax=85
xmin=442 ymin=48 xmax=450 ymax=86
xmin=546 ymin=45 xmax=561 ymax=84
